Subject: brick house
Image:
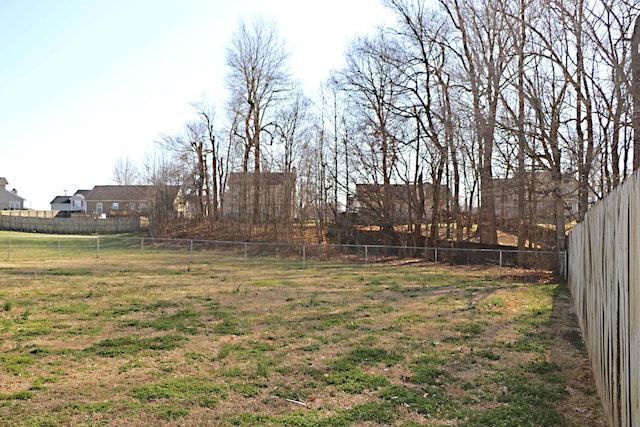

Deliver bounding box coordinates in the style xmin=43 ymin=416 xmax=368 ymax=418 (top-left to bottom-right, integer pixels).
xmin=79 ymin=185 xmax=185 ymax=218
xmin=223 ymin=172 xmax=297 ymax=221
xmin=354 ymin=182 xmax=450 ymax=226
xmin=494 ymin=171 xmax=594 ymax=222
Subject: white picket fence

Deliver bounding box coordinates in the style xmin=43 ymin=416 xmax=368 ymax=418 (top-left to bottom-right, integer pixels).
xmin=567 ymin=171 xmax=640 ymax=427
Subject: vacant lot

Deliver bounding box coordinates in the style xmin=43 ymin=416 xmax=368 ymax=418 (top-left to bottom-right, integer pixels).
xmin=0 ymin=249 xmax=604 ymax=426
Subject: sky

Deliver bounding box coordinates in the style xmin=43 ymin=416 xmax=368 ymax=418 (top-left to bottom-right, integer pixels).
xmin=0 ymin=0 xmax=395 ymax=210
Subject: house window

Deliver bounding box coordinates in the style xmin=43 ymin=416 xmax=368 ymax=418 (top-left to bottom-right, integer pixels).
xmin=112 ymin=202 xmax=120 ymax=210
xmin=96 ymin=203 xmax=103 ymax=213
xmin=8 ymin=201 xmax=20 ymax=210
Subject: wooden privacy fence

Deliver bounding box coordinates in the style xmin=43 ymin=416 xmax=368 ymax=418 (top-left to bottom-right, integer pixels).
xmin=567 ymin=171 xmax=640 ymax=427
xmin=0 ymin=215 xmax=142 ymax=234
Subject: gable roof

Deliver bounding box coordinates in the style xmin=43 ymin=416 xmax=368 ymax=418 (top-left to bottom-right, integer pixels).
xmin=0 ymin=177 xmax=25 ymax=202
xmin=85 ymin=185 xmax=151 ymax=202
xmin=74 ymin=189 xmax=91 ymax=197
xmin=0 ymin=189 xmax=25 ymax=202
xmin=50 ymin=195 xmax=70 ymax=204
xmin=227 ymin=172 xmax=296 ymax=186
xmin=84 ymin=185 xmax=180 ymax=202
xmin=50 ymin=190 xmax=91 ymax=205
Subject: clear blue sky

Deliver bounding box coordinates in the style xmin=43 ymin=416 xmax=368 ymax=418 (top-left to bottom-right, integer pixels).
xmin=0 ymin=0 xmax=394 ymax=209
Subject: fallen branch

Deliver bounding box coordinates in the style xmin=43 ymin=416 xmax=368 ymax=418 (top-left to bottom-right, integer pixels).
xmin=285 ymin=398 xmax=307 ymax=407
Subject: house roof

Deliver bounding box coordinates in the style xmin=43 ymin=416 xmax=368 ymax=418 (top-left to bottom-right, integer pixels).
xmin=1 ymin=189 xmax=25 ymax=201
xmin=0 ymin=176 xmax=25 ymax=201
xmin=50 ymin=196 xmax=70 ymax=204
xmin=85 ymin=185 xmax=151 ymax=202
xmin=50 ymin=190 xmax=91 ymax=205
xmin=0 ymin=177 xmax=24 ymax=200
xmin=227 ymin=172 xmax=296 ymax=186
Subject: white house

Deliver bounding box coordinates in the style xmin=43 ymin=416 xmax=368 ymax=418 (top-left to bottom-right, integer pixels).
xmin=50 ymin=190 xmax=90 ymax=217
xmin=0 ymin=177 xmax=25 ymax=210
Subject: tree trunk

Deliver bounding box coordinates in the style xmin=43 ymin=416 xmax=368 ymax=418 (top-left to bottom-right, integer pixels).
xmin=516 ymin=0 xmax=527 ymax=264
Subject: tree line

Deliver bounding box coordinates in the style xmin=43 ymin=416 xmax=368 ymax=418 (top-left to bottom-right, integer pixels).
xmin=114 ymin=0 xmax=640 ymax=251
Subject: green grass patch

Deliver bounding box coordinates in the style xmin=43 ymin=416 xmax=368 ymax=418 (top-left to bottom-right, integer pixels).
xmin=131 ymin=376 xmax=227 ymax=407
xmin=453 ymin=321 xmax=485 ymax=337
xmin=339 ymin=346 xmax=403 ymax=367
xmin=213 ymin=318 xmax=246 ymax=335
xmin=1 ymin=346 xmax=51 ymax=375
xmin=463 ymin=402 xmax=565 ymax=427
xmin=126 ymin=308 xmax=203 ymax=334
xmin=0 ymin=390 xmax=33 ymax=400
xmin=410 ymin=364 xmax=447 ymax=386
xmin=230 ymin=381 xmax=268 ymax=397
xmin=325 ymin=367 xmax=390 ymax=393
xmin=84 ymin=334 xmax=188 ymax=357
xmin=380 ymin=384 xmax=462 ymax=419
xmin=474 ymin=349 xmax=500 ymax=361
xmin=45 ymin=268 xmax=92 ymax=276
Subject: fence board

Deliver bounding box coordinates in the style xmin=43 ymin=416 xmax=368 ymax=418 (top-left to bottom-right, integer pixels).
xmin=631 ymin=173 xmax=640 ymax=426
xmin=0 ymin=215 xmax=142 ymax=234
xmin=568 ymin=170 xmax=640 ymax=426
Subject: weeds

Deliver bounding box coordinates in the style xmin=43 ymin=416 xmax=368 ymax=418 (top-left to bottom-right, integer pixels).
xmin=84 ymin=334 xmax=188 ymax=357
xmin=131 ymin=376 xmax=227 ymax=406
xmin=0 ymin=249 xmax=603 ymax=426
xmin=126 ymin=308 xmax=203 ymax=334
xmin=325 ymin=367 xmax=390 ymax=393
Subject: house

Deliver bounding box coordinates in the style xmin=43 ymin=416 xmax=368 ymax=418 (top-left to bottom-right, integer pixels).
xmin=0 ymin=177 xmax=25 ymax=210
xmin=82 ymin=185 xmax=152 ymax=216
xmin=50 ymin=190 xmax=90 ymax=217
xmin=354 ymin=182 xmax=450 ymax=226
xmin=494 ymin=170 xmax=594 ymax=223
xmin=82 ymin=185 xmax=187 ymax=218
xmin=223 ymin=171 xmax=297 ymax=221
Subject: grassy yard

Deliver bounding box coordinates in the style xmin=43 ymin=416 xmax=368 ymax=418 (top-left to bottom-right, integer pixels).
xmin=0 ymin=243 xmax=604 ymax=426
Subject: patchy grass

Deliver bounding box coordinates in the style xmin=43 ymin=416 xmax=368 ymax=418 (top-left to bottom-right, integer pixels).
xmin=0 ymin=247 xmax=604 ymax=426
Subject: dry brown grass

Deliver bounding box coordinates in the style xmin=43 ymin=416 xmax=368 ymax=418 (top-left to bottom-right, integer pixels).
xmin=0 ymin=252 xmax=605 ymax=426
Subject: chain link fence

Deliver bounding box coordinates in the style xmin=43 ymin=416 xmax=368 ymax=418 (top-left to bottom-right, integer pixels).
xmin=0 ymin=234 xmax=564 ymax=271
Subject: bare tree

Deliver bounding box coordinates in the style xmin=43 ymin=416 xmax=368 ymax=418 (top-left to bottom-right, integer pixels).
xmin=141 ymin=151 xmax=182 ymax=236
xmin=522 ymin=3 xmax=573 ymax=251
xmin=194 ymin=102 xmax=223 ymax=221
xmin=112 ymin=157 xmax=140 ymax=185
xmin=385 ymin=0 xmax=461 ymax=246
xmin=158 ymin=120 xmax=211 ymax=219
xmin=582 ymin=1 xmax=633 ymax=189
xmin=313 ymin=77 xmax=359 ymax=244
xmin=495 ymin=0 xmax=540 ymax=261
xmin=272 ymin=85 xmax=311 ymax=175
xmin=272 ymin=85 xmax=311 ymax=232
xmin=225 ymin=16 xmax=291 ymax=222
xmin=310 ymin=90 xmax=331 ymax=244
xmin=339 ymin=30 xmax=406 ymax=245
xmin=561 ymin=0 xmax=596 ymax=221
xmin=439 ymin=0 xmax=513 ymax=245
